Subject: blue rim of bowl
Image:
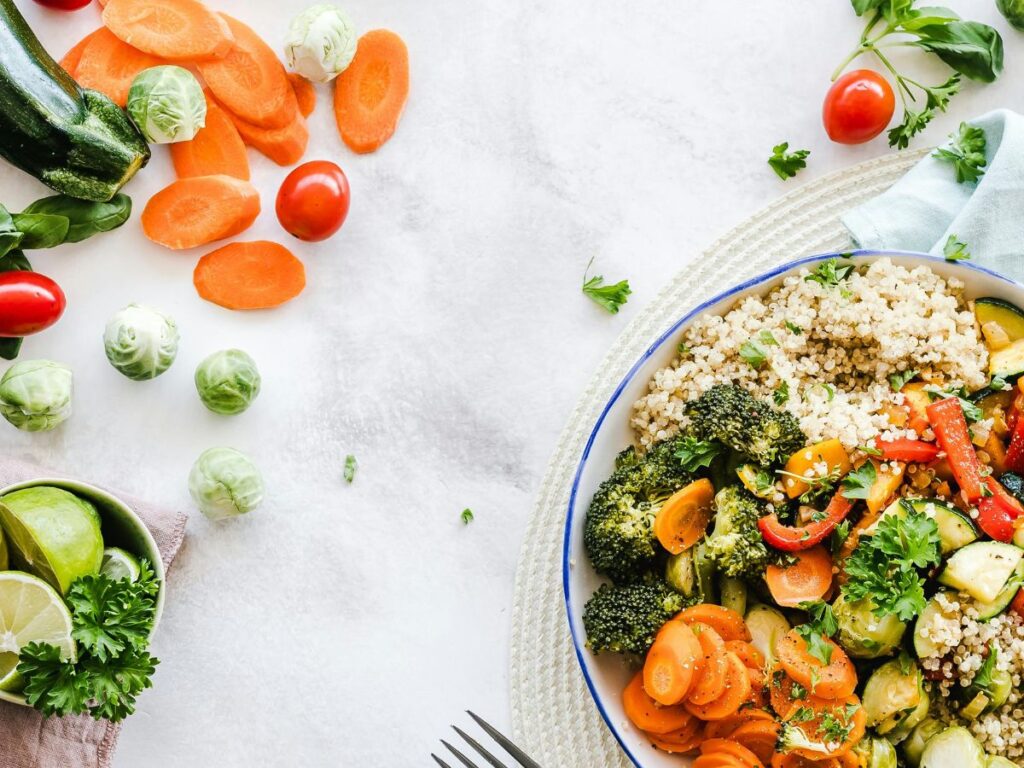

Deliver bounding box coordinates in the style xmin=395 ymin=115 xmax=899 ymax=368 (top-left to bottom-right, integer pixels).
xmin=561 ymin=249 xmax=1022 ymax=768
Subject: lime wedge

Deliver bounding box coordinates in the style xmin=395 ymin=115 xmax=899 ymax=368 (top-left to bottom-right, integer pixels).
xmin=101 ymin=547 xmax=140 ymax=582
xmin=0 ymin=528 xmax=7 ymax=571
xmin=0 ymin=487 xmax=104 ymax=594
xmin=0 ymin=571 xmax=76 ymax=692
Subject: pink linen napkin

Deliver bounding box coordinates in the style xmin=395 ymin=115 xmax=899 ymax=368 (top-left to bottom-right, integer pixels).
xmin=0 ymin=457 xmax=188 ymax=768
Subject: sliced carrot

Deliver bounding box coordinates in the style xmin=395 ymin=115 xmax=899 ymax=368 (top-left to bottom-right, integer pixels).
xmin=726 ymin=640 xmax=765 ymax=670
xmin=701 ymin=739 xmax=765 ymax=768
xmin=654 ymin=478 xmax=714 ymax=554
xmin=687 ymin=623 xmax=728 ymax=705
xmin=771 ymin=752 xmax=818 ymax=768
xmin=695 ymin=755 xmax=745 ymax=768
xmin=102 ymin=0 xmax=234 ymax=61
xmin=678 ymin=604 xmax=751 ymax=642
xmin=645 ymin=718 xmax=703 ymax=754
xmin=228 ymin=109 xmax=309 ymax=166
xmin=73 ymin=27 xmax=163 ymax=107
xmin=59 ymin=29 xmax=104 ymax=75
xmin=731 ymin=720 xmax=782 ymax=765
xmin=333 ymin=29 xmax=409 ymax=154
xmin=746 ymin=666 xmax=769 ymax=709
xmin=171 ymin=96 xmax=250 ymax=180
xmin=289 ymin=73 xmax=317 ymax=117
xmin=194 ymin=241 xmax=306 ymax=311
xmin=776 ymin=630 xmax=856 ymax=699
xmin=142 ymin=175 xmax=259 ymax=250
xmin=197 ymin=15 xmax=297 ymax=128
xmin=783 ymin=695 xmax=865 ymax=760
xmin=644 ymin=620 xmax=703 ymax=706
xmin=768 ymin=669 xmax=810 ymax=718
xmin=685 ymin=653 xmax=751 ymax=721
xmin=622 ymin=671 xmax=693 ymax=735
xmin=765 ymin=546 xmax=834 ymax=608
xmin=702 ymin=709 xmax=774 ymax=739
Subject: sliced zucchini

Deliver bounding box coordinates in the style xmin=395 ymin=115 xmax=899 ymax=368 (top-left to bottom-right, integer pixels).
xmin=938 ymin=541 xmax=1024 ymax=603
xmin=902 ymin=718 xmax=944 ymax=768
xmin=988 ymin=757 xmax=1018 ymax=768
xmin=989 ymin=338 xmax=1024 ymax=380
xmin=745 ymin=603 xmax=789 ymax=667
xmin=919 ymin=726 xmax=986 ymax=768
xmin=914 ymin=592 xmax=956 ymax=658
xmin=862 ymin=658 xmax=923 ymax=733
xmin=868 ymin=498 xmax=977 ymax=554
xmin=854 ymin=737 xmax=898 ymax=768
xmin=665 ymin=550 xmax=696 ymax=598
xmin=971 ymin=560 xmax=1024 ymax=620
xmin=719 ymin=575 xmax=746 ymax=616
xmin=975 ymin=297 xmax=1024 ymax=344
xmin=960 ymin=691 xmax=989 ymax=720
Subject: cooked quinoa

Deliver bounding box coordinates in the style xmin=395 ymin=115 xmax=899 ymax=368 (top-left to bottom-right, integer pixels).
xmin=919 ymin=592 xmax=1024 ymax=759
xmin=632 ymin=258 xmax=988 ymax=451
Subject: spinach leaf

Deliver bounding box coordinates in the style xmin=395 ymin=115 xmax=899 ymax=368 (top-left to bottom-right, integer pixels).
xmin=12 ymin=213 xmax=70 ymax=250
xmin=0 ymin=250 xmax=32 ymax=361
xmin=914 ymin=21 xmax=1004 ymax=82
xmin=22 ymin=194 xmax=132 ymax=243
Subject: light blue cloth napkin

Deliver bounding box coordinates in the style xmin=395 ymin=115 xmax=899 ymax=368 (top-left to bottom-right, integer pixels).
xmin=843 ymin=108 xmax=1024 ymax=278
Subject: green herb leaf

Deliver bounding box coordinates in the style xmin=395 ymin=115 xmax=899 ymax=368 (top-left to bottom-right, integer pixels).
xmin=934 ymin=122 xmax=987 ymax=183
xmin=768 ymin=142 xmax=810 ymax=180
xmin=674 ymin=436 xmax=726 ymax=472
xmin=850 ymin=0 xmax=884 ymax=16
xmin=888 ymin=369 xmax=918 ymax=392
xmin=759 ymin=329 xmax=779 ymax=347
xmin=739 ymin=339 xmax=768 ymax=369
xmin=887 ymin=76 xmax=961 ymax=149
xmin=12 ymin=213 xmax=70 ymax=249
xmin=805 ymin=259 xmax=855 ymax=288
xmin=22 ymin=194 xmax=132 ymax=244
xmin=0 ymin=205 xmax=25 ymax=259
xmin=913 ymin=21 xmax=1004 ymax=83
xmin=924 ymin=384 xmax=981 ymax=421
xmin=804 ymin=382 xmax=835 ymax=402
xmin=582 ymin=258 xmax=631 ymax=314
xmin=774 ymin=381 xmax=790 ymax=406
xmin=344 ymin=454 xmax=357 ymax=483
xmin=830 ymin=520 xmax=852 ymax=555
xmin=841 ymin=461 xmax=876 ymax=500
xmin=785 ymin=321 xmax=803 ymax=335
xmin=461 ymin=508 xmax=474 ymax=525
xmin=943 ymin=233 xmax=970 ymax=261
xmin=796 ymin=624 xmax=834 ymax=665
xmin=858 ymin=444 xmax=883 ymax=457
xmin=974 ymin=641 xmax=999 ymax=689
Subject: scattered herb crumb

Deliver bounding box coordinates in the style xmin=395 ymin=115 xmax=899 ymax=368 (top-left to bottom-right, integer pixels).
xmin=888 ymin=369 xmax=918 ymax=392
xmin=785 ymin=321 xmax=803 ymax=335
xmin=582 ymin=257 xmax=631 ymax=314
xmin=739 ymin=339 xmax=768 ymax=369
xmin=773 ymin=381 xmax=790 ymax=406
xmin=768 ymin=142 xmax=810 ymax=180
xmin=344 ymin=454 xmax=358 ymax=483
xmin=461 ymin=508 xmax=474 ymax=525
xmin=944 ymin=234 xmax=970 ymax=261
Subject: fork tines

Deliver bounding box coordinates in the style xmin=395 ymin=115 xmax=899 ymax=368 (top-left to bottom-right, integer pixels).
xmin=430 ymin=711 xmax=541 ymax=768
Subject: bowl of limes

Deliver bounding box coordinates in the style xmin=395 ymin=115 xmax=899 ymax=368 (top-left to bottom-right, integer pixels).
xmin=0 ymin=478 xmax=164 ymax=715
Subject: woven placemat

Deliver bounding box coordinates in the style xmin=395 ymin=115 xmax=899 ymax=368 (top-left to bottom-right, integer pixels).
xmin=509 ymin=148 xmax=929 ymax=766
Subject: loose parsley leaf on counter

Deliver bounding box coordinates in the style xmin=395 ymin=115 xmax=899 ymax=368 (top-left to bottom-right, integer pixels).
xmin=768 ymin=142 xmax=810 ymax=180
xmin=934 ymin=122 xmax=987 ymax=183
xmin=344 ymin=454 xmax=358 ymax=483
xmin=944 ymin=234 xmax=970 ymax=261
xmin=461 ymin=508 xmax=474 ymax=525
xmin=582 ymin=258 xmax=631 ymax=314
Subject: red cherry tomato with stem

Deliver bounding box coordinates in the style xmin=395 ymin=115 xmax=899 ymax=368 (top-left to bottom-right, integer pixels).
xmin=0 ymin=271 xmax=66 ymax=337
xmin=32 ymin=0 xmax=92 ymax=9
xmin=823 ymin=69 xmax=896 ymax=144
xmin=276 ymin=161 xmax=351 ymax=242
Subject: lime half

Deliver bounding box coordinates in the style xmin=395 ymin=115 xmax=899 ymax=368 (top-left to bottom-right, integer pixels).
xmin=0 ymin=528 xmax=7 ymax=571
xmin=0 ymin=487 xmax=104 ymax=594
xmin=101 ymin=547 xmax=140 ymax=582
xmin=0 ymin=571 xmax=76 ymax=692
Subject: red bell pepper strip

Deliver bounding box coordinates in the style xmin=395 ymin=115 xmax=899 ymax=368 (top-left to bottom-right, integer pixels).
xmin=1011 ymin=587 xmax=1024 ymax=618
xmin=1005 ymin=416 xmax=1024 ymax=474
xmin=926 ymin=397 xmax=984 ymax=503
xmin=976 ymin=477 xmax=1024 ymax=543
xmin=758 ymin=491 xmax=853 ymax=552
xmin=876 ymin=437 xmax=940 ymax=463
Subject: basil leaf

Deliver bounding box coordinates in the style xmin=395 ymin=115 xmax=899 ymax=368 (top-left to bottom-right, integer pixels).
xmin=0 ymin=250 xmax=32 ymax=361
xmin=883 ymin=0 xmax=915 ymax=25
xmin=22 ymin=193 xmax=132 ymax=243
xmin=913 ymin=21 xmax=1004 ymax=82
xmin=12 ymin=213 xmax=70 ymax=250
xmin=0 ymin=205 xmax=24 ymax=260
xmin=851 ymin=0 xmax=884 ymax=16
xmin=899 ymin=6 xmax=960 ymax=30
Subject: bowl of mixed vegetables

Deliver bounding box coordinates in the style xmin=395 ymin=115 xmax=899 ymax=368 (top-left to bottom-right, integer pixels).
xmin=0 ymin=478 xmax=164 ymax=722
xmin=565 ymin=251 xmax=1024 ymax=768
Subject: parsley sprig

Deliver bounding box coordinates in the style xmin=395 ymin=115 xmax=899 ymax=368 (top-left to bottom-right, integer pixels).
xmin=944 ymin=234 xmax=970 ymax=261
xmin=769 ymin=143 xmax=810 ymax=180
xmin=934 ymin=122 xmax=987 ymax=183
xmin=841 ymin=506 xmax=941 ymax=620
xmin=795 ymin=600 xmax=839 ymax=665
xmin=836 ymin=2 xmax=1003 ymax=149
xmin=18 ymin=562 xmax=160 ymax=722
xmin=805 ymin=259 xmax=856 ymax=290
xmin=674 ymin=436 xmax=726 ymax=473
xmin=582 ymin=258 xmax=631 ymax=314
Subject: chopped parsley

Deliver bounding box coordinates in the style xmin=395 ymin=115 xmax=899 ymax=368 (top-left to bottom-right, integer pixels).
xmin=830 ymin=520 xmax=852 ymax=555
xmin=344 ymin=454 xmax=358 ymax=483
xmin=803 ymin=382 xmax=835 ymax=402
xmin=778 ymin=467 xmax=840 ymax=505
xmin=677 ymin=342 xmax=690 ymax=357
xmin=582 ymin=257 xmax=632 ymax=313
xmin=805 ymin=259 xmax=855 ymax=289
xmin=674 ymin=436 xmax=726 ymax=472
xmin=461 ymin=508 xmax=474 ymax=525
xmin=840 ymin=461 xmax=876 ymax=500
xmin=924 ymin=384 xmax=982 ymax=422
xmin=858 ymin=444 xmax=883 ymax=457
xmin=943 ymin=234 xmax=970 ymax=262
xmin=888 ymin=369 xmax=918 ymax=392
xmin=795 ymin=600 xmax=839 ymax=666
xmin=785 ymin=321 xmax=803 ymax=335
xmin=789 ymin=681 xmax=808 ymax=700
xmin=759 ymin=329 xmax=779 ymax=347
xmin=768 ymin=142 xmax=810 ymax=180
xmin=739 ymin=339 xmax=769 ymax=369
xmin=934 ymin=122 xmax=987 ymax=184
xmin=774 ymin=381 xmax=790 ymax=406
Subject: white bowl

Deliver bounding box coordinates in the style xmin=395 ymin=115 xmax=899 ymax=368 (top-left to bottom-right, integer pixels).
xmin=562 ymin=250 xmax=1024 ymax=768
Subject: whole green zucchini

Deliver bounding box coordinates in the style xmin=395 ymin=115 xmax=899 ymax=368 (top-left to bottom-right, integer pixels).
xmin=0 ymin=0 xmax=150 ymax=202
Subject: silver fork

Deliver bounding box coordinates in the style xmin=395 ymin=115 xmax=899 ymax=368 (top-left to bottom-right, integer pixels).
xmin=431 ymin=711 xmax=543 ymax=768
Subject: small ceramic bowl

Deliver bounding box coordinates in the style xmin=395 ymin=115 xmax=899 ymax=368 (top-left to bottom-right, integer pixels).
xmin=562 ymin=250 xmax=1024 ymax=768
xmin=0 ymin=477 xmax=165 ymax=707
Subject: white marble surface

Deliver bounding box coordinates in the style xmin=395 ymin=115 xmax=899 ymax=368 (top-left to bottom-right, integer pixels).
xmin=3 ymin=0 xmax=1024 ymax=765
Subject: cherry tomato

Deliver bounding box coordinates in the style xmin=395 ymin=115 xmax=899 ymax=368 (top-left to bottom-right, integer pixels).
xmin=276 ymin=161 xmax=351 ymax=242
xmin=823 ymin=69 xmax=896 ymax=144
xmin=32 ymin=0 xmax=92 ymax=9
xmin=0 ymin=272 xmax=66 ymax=337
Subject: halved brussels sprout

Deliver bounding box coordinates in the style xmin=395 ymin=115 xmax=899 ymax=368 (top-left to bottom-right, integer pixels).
xmin=902 ymin=718 xmax=945 ymax=768
xmin=284 ymin=4 xmax=358 ymax=83
xmin=862 ymin=658 xmax=924 ymax=734
xmin=127 ymin=65 xmax=207 ymax=144
xmin=103 ymin=304 xmax=179 ymax=380
xmin=854 ymin=736 xmax=898 ymax=768
xmin=833 ymin=593 xmax=907 ymax=658
xmin=0 ymin=360 xmax=72 ymax=432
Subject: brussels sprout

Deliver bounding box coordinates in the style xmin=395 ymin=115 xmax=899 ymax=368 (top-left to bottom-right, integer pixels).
xmin=103 ymin=304 xmax=179 ymax=381
xmin=188 ymin=447 xmax=264 ymax=520
xmin=833 ymin=593 xmax=907 ymax=658
xmin=854 ymin=736 xmax=898 ymax=768
xmin=284 ymin=4 xmax=358 ymax=83
xmin=0 ymin=360 xmax=72 ymax=432
xmin=902 ymin=718 xmax=945 ymax=768
xmin=998 ymin=0 xmax=1024 ymax=31
xmin=127 ymin=66 xmax=207 ymax=144
xmin=194 ymin=349 xmax=261 ymax=415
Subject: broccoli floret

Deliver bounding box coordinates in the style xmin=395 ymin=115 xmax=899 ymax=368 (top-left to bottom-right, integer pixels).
xmin=689 ymin=384 xmax=805 ymax=466
xmin=582 ymin=581 xmax=689 ymax=655
xmin=583 ymin=435 xmax=695 ymax=584
xmin=704 ymin=485 xmax=771 ymax=580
